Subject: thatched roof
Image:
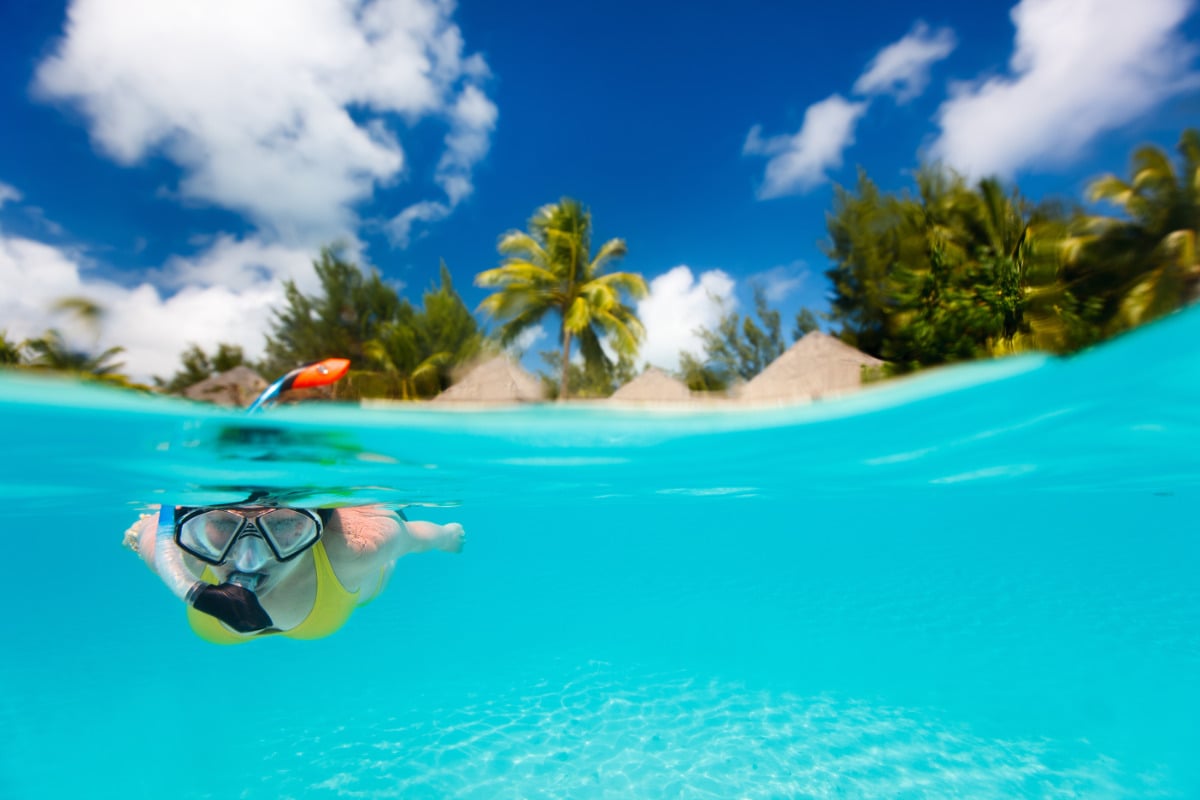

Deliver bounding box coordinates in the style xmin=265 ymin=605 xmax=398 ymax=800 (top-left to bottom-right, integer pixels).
xmin=739 ymin=332 xmax=883 ymax=403
xmin=432 ymin=356 xmax=545 ymax=403
xmin=183 ymin=365 xmax=267 ymax=407
xmin=610 ymin=367 xmax=693 ymax=402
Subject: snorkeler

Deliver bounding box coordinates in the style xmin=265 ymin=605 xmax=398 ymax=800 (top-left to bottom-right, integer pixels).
xmin=121 ymin=357 xmax=464 ymax=643
xmin=124 ymin=503 xmax=464 ymax=643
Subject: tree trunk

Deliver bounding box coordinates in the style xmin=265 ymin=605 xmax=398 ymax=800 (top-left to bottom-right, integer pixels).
xmin=559 ymin=327 xmax=572 ymax=401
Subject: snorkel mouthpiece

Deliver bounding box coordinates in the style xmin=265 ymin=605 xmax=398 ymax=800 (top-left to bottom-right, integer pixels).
xmin=228 ymin=572 xmax=263 ymax=592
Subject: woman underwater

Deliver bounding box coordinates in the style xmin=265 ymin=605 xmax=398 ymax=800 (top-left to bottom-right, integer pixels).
xmin=125 ymin=502 xmax=463 ymax=643
xmin=122 ymin=358 xmax=464 ymax=644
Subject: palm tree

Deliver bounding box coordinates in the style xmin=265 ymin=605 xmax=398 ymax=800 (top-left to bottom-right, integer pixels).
xmin=24 ymin=329 xmax=126 ymax=376
xmin=1071 ymin=129 xmax=1200 ymax=331
xmin=363 ymin=316 xmax=450 ymax=400
xmin=52 ymin=296 xmax=106 ymax=337
xmin=476 ymin=198 xmax=648 ymax=398
xmin=0 ymin=331 xmax=24 ymax=366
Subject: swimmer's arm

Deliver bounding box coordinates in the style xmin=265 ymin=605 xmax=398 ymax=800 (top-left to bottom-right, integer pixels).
xmin=124 ymin=510 xmax=203 ymax=576
xmin=325 ymin=507 xmax=464 ymax=562
xmin=393 ymin=519 xmax=465 ymax=556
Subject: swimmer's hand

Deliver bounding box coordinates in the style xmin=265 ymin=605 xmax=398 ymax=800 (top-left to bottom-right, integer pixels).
xmin=189 ymin=583 xmax=274 ymax=633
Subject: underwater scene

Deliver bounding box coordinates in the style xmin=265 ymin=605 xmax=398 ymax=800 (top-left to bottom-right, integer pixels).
xmin=1 ymin=308 xmax=1199 ymax=799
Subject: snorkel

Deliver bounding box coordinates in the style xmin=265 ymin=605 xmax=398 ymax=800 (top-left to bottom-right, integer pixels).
xmin=154 ymin=358 xmax=351 ymax=631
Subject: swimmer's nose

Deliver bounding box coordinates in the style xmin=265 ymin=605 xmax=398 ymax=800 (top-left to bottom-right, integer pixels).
xmin=230 ymin=532 xmax=272 ymax=573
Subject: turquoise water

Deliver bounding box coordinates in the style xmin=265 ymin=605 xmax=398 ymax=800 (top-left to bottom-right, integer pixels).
xmin=1 ymin=313 xmax=1199 ymax=799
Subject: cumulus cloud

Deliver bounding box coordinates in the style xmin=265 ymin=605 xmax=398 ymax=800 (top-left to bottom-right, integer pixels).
xmin=388 ymin=83 xmax=498 ymax=246
xmin=929 ymin=0 xmax=1197 ymax=178
xmin=744 ymin=95 xmax=868 ymax=199
xmin=152 ymin=233 xmax=326 ymax=292
xmin=0 ymin=225 xmax=316 ymax=380
xmin=853 ymin=21 xmax=957 ymax=103
xmin=34 ymin=0 xmax=494 ymax=243
xmin=636 ymin=266 xmax=736 ymax=372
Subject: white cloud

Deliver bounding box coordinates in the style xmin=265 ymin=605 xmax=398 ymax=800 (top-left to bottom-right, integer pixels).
xmin=0 ymin=182 xmax=21 ymax=207
xmin=437 ymin=84 xmax=498 ymax=206
xmin=0 ymin=229 xmax=314 ymax=381
xmin=509 ymin=324 xmax=547 ymax=356
xmin=151 ymin=234 xmax=321 ymax=292
xmin=744 ymin=95 xmax=868 ymax=199
xmin=751 ymin=262 xmax=810 ymax=304
xmin=929 ymin=0 xmax=1197 ymax=178
xmin=387 ymin=200 xmax=452 ymax=249
xmin=388 ymin=83 xmax=498 ymax=245
xmin=636 ymin=265 xmax=735 ymax=371
xmin=853 ymin=21 xmax=957 ymax=103
xmin=34 ymin=0 xmax=494 ymax=243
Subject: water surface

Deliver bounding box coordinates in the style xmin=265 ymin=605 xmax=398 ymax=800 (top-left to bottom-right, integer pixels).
xmin=1 ymin=312 xmax=1198 ymax=798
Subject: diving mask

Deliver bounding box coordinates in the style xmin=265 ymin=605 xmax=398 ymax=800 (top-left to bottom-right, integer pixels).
xmin=174 ymin=506 xmax=330 ymax=566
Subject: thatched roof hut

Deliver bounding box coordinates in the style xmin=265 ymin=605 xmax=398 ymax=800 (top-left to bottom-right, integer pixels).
xmin=610 ymin=367 xmax=693 ymax=403
xmin=183 ymin=365 xmax=268 ymax=407
xmin=739 ymin=332 xmax=883 ymax=403
xmin=432 ymin=356 xmax=545 ymax=403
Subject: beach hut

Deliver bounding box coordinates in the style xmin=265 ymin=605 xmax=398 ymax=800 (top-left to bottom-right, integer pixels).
xmin=609 ymin=366 xmax=693 ymax=403
xmin=183 ymin=365 xmax=268 ymax=407
xmin=432 ymin=356 xmax=545 ymax=403
xmin=739 ymin=332 xmax=883 ymax=403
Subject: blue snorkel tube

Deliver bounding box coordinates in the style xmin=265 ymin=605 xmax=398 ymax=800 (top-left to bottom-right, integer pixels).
xmin=153 ymin=359 xmax=353 ymax=618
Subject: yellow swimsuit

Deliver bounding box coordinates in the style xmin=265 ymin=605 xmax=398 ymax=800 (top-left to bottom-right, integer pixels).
xmin=186 ymin=541 xmax=359 ymax=645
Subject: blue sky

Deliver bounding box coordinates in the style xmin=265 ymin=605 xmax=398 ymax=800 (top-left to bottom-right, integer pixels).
xmin=2 ymin=0 xmax=1198 ymax=379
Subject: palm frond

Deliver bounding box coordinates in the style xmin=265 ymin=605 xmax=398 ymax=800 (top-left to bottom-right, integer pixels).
xmin=1087 ymin=174 xmax=1135 ymax=208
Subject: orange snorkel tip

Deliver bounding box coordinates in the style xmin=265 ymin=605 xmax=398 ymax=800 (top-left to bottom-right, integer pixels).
xmin=247 ymin=357 xmax=352 ymax=412
xmin=290 ymin=358 xmax=351 ymax=390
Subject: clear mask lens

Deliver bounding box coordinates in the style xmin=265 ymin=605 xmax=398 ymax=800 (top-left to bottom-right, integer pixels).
xmin=258 ymin=509 xmax=320 ymax=557
xmin=178 ymin=510 xmax=244 ymax=562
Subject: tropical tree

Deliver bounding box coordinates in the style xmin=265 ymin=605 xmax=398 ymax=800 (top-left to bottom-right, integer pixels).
xmin=362 ymin=263 xmax=483 ymax=399
xmin=536 ymin=349 xmax=636 ymax=399
xmin=52 ymin=296 xmax=106 ymax=337
xmin=793 ymin=307 xmax=820 ymax=339
xmin=694 ymin=286 xmax=786 ymax=383
xmin=676 ymin=351 xmax=729 ymax=392
xmin=416 ymin=261 xmax=485 ymax=381
xmin=824 ymin=166 xmax=1084 ymax=370
xmin=476 ymin=198 xmax=648 ymax=399
xmin=158 ymin=342 xmax=248 ymax=393
xmin=1069 ymin=128 xmax=1200 ymax=333
xmin=0 ymin=331 xmax=25 ymax=365
xmin=24 ymin=329 xmax=126 ymax=377
xmin=262 ymin=246 xmax=403 ymax=376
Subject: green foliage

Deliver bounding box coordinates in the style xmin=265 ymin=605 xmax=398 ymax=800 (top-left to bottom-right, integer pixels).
xmin=262 ymin=246 xmax=404 ymax=377
xmin=0 ymin=331 xmax=25 ymax=366
xmin=52 ymin=296 xmax=106 ymax=337
xmin=264 ymin=248 xmax=481 ymax=400
xmin=676 ymin=351 xmax=729 ymax=392
xmin=364 ymin=262 xmax=483 ymax=399
xmin=823 ymin=166 xmax=1091 ymax=371
xmin=692 ymin=286 xmax=786 ymax=384
xmin=793 ymin=307 xmax=820 ymax=339
xmin=537 ymin=349 xmax=636 ymax=399
xmin=158 ymin=342 xmax=248 ymax=393
xmin=24 ymin=329 xmax=127 ymax=377
xmin=476 ymin=198 xmax=648 ymax=398
xmin=1067 ymin=128 xmax=1200 ymax=335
